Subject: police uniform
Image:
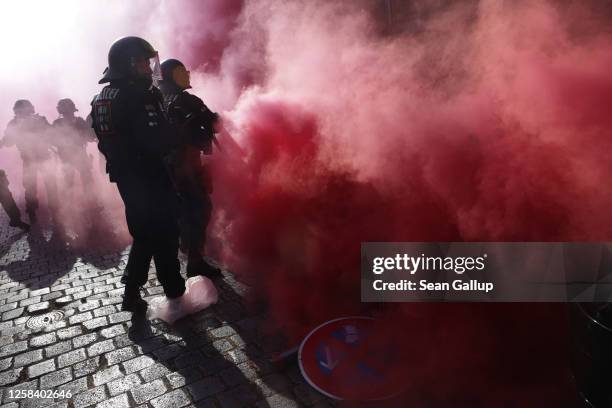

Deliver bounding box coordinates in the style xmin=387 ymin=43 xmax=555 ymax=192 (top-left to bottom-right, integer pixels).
xmin=159 ymin=79 xmax=219 ymax=276
xmin=90 ymin=79 xmax=185 ymax=300
xmin=3 ymin=113 xmax=58 ymax=220
xmin=51 ymin=115 xmax=95 ymax=187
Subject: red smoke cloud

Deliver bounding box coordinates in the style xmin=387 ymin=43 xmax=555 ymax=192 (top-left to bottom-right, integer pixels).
xmin=186 ymin=0 xmax=611 ymax=404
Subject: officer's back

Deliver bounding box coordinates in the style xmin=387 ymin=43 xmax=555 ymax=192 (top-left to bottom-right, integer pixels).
xmin=89 ymin=36 xmax=186 ymax=311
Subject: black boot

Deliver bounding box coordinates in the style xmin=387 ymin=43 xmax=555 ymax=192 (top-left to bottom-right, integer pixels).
xmin=9 ymin=219 xmax=30 ymax=231
xmin=121 ymin=289 xmax=147 ymax=312
xmin=186 ymin=257 xmax=222 ymax=279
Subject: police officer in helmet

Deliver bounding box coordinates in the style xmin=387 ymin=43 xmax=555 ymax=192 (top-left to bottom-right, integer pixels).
xmin=2 ymin=100 xmax=57 ymax=224
xmin=158 ymin=58 xmax=222 ymax=279
xmin=90 ymin=36 xmax=185 ymax=311
xmin=52 ymin=98 xmax=96 ymax=188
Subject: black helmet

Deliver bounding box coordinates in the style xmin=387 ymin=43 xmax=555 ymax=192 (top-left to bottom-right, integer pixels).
xmin=159 ymin=58 xmax=191 ymax=90
xmin=13 ymin=99 xmax=35 ymax=116
xmin=98 ymin=36 xmax=159 ymax=84
xmin=57 ymin=98 xmax=78 ymax=115
xmin=160 ymin=59 xmax=184 ymax=82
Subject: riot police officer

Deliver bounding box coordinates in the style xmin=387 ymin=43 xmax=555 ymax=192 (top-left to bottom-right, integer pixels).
xmin=90 ymin=36 xmax=185 ymax=311
xmin=52 ymin=98 xmax=96 ymax=189
xmin=2 ymin=100 xmax=58 ymax=223
xmin=158 ymin=58 xmax=221 ymax=279
xmin=0 ymin=169 xmax=30 ymax=231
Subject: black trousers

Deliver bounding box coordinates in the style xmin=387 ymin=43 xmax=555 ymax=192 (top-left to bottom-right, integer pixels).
xmin=115 ymin=171 xmax=185 ymax=298
xmin=179 ymin=186 xmax=212 ymax=260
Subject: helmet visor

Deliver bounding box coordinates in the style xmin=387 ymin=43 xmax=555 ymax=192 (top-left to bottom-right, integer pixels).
xmin=150 ymin=53 xmax=162 ymax=85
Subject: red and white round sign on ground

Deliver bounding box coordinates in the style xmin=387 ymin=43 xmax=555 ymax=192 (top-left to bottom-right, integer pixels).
xmin=298 ymin=316 xmax=407 ymax=401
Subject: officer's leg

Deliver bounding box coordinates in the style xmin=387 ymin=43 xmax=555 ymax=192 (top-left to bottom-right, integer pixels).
xmin=0 ymin=171 xmax=29 ymax=230
xmin=186 ymin=190 xmax=220 ymax=278
xmin=22 ymin=160 xmax=38 ymax=221
xmin=152 ymin=179 xmax=185 ymax=298
xmin=152 ymin=234 xmax=185 ymax=298
xmin=116 ymin=175 xmax=152 ymax=311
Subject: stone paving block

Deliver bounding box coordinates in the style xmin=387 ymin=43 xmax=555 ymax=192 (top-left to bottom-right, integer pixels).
xmin=0 ymin=340 xmax=28 ymax=358
xmin=140 ymin=362 xmax=172 ymax=382
xmin=73 ymin=356 xmax=100 ymax=378
xmin=87 ymin=339 xmax=115 ymax=357
xmin=107 ymin=373 xmax=142 ymax=396
xmin=58 ymin=348 xmax=87 ymax=368
xmin=26 ymin=301 xmax=51 ymax=314
xmin=0 ymin=356 xmax=12 ymax=371
xmin=50 ymin=284 xmax=70 ymax=292
xmin=100 ymin=324 xmax=125 ymax=339
xmin=6 ymin=292 xmax=27 ymax=304
xmin=2 ymin=307 xmax=24 ymax=321
xmin=166 ymin=366 xmax=203 ymax=389
xmin=57 ymin=326 xmax=83 ymax=339
xmin=72 ymin=385 xmax=107 ymax=408
xmin=40 ymin=367 xmax=73 ymax=388
xmin=20 ymin=296 xmax=42 ymax=307
xmin=104 ymin=346 xmax=135 ymax=365
xmin=187 ymin=377 xmax=226 ymax=401
xmin=77 ymin=300 xmax=101 ymax=313
xmin=93 ymin=305 xmax=116 ymax=317
xmin=57 ymin=376 xmax=89 ymax=396
xmin=131 ymin=379 xmax=168 ymax=404
xmin=150 ymin=388 xmax=191 ymax=408
xmin=108 ymin=311 xmax=132 ymax=324
xmin=95 ymin=393 xmax=130 ymax=408
xmin=14 ymin=349 xmax=43 ymax=367
xmin=42 ymin=291 xmax=63 ymax=302
xmin=123 ymin=354 xmax=156 ymax=374
xmin=93 ymin=284 xmax=114 ymax=294
xmin=93 ymin=364 xmax=122 ymax=386
xmin=0 ymin=367 xmax=22 ymax=386
xmin=0 ymin=302 xmax=17 ymax=313
xmin=209 ymin=326 xmax=236 ymax=339
xmin=27 ymin=358 xmax=56 ymax=378
xmin=55 ymin=296 xmax=73 ymax=305
xmin=45 ymin=340 xmax=72 ymax=357
xmin=29 ymin=332 xmax=57 ymax=347
xmin=73 ymin=333 xmax=98 ymax=348
xmin=101 ymin=296 xmax=122 ymax=306
xmin=83 ymin=316 xmax=108 ymax=330
xmin=30 ymin=288 xmax=50 ymax=296
xmin=68 ymin=311 xmax=93 ymax=325
xmin=212 ymin=339 xmax=233 ymax=354
xmin=227 ymin=349 xmax=249 ymax=365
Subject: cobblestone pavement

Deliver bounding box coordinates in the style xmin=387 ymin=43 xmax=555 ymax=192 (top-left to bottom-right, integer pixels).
xmin=0 ymin=211 xmax=334 ymax=408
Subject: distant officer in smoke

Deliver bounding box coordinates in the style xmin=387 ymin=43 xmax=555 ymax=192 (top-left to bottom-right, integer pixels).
xmin=0 ymin=169 xmax=30 ymax=231
xmin=1 ymin=100 xmax=58 ymax=223
xmin=90 ymin=36 xmax=185 ymax=311
xmin=51 ymin=98 xmax=96 ymax=189
xmin=158 ymin=58 xmax=222 ymax=279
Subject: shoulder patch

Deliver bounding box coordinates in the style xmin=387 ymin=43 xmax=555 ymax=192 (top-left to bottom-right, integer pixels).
xmin=92 ymin=100 xmax=114 ymax=134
